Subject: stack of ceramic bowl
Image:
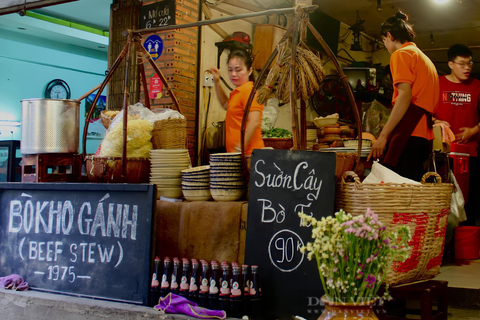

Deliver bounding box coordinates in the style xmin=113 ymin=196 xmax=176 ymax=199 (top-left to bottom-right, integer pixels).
xmin=209 ymin=152 xmax=245 ymax=201
xmin=150 ymin=149 xmax=191 ymax=199
xmin=181 ymin=165 xmax=212 ymax=201
xmin=306 ymin=128 xmax=318 ymax=150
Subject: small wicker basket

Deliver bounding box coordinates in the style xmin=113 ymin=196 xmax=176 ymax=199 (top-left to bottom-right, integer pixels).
xmin=336 ymin=171 xmax=453 ymax=286
xmin=85 ymin=155 xmax=150 ymax=183
xmin=335 ymin=152 xmax=356 ymax=180
xmin=100 ymin=110 xmax=120 ymax=130
xmin=151 ymin=118 xmax=187 ymax=149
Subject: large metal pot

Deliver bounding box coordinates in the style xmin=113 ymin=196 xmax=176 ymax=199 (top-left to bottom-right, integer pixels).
xmin=21 ymin=99 xmax=79 ymax=154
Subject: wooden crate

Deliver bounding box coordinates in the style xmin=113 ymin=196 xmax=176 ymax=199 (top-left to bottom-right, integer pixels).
xmin=22 ymin=153 xmax=81 ymax=183
xmin=252 ymin=24 xmax=286 ymax=70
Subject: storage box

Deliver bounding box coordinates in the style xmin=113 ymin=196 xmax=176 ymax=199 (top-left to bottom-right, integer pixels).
xmin=262 ymin=138 xmax=293 ymax=150
xmin=252 ymin=24 xmax=286 ymax=70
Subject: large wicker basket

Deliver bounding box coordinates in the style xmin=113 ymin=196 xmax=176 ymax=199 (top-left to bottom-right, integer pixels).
xmin=336 ymin=171 xmax=453 ymax=286
xmin=151 ymin=118 xmax=187 ymax=149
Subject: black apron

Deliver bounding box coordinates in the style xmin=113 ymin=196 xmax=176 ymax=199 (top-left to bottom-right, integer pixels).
xmin=382 ymin=103 xmax=433 ymax=168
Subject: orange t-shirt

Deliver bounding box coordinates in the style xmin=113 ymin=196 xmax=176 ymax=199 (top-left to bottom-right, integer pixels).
xmin=225 ymin=81 xmax=265 ymax=155
xmin=390 ymin=42 xmax=439 ymax=140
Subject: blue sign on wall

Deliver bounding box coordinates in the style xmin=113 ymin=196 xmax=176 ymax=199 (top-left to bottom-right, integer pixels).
xmin=143 ymin=35 xmax=163 ymax=61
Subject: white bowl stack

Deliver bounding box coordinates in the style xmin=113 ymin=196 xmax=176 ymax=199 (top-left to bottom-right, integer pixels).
xmin=209 ymin=152 xmax=246 ymax=201
xmin=307 ymin=128 xmax=318 ymax=150
xmin=150 ymin=149 xmax=191 ymax=199
xmin=181 ymin=165 xmax=212 ymax=201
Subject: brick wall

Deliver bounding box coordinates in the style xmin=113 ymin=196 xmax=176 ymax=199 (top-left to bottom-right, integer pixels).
xmin=141 ymin=0 xmax=200 ymax=157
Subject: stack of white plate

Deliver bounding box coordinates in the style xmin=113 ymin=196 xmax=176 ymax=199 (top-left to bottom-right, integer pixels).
xmin=181 ymin=165 xmax=212 ymax=201
xmin=306 ymin=128 xmax=318 ymax=142
xmin=150 ymin=149 xmax=191 ymax=199
xmin=209 ymin=152 xmax=245 ymax=201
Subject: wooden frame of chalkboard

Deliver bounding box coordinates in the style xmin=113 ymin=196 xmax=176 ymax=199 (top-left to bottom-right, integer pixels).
xmin=0 ymin=183 xmax=156 ymax=306
xmin=245 ymin=149 xmax=337 ymax=319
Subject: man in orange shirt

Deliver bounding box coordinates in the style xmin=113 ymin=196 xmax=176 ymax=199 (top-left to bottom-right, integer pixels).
xmin=368 ymin=11 xmax=439 ymax=181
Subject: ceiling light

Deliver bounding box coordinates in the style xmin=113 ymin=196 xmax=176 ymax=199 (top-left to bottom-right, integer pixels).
xmin=350 ymin=11 xmax=365 ymax=51
xmin=377 ymin=0 xmax=383 ymax=12
xmin=433 ymin=0 xmax=449 ymax=4
xmin=430 ymin=33 xmax=435 ymax=45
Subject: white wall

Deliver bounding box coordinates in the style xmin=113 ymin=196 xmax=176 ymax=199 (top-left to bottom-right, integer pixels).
xmin=0 ymin=29 xmax=107 ymax=154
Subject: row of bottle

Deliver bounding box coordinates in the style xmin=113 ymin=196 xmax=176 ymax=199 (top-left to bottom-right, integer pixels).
xmin=149 ymin=257 xmax=263 ymax=318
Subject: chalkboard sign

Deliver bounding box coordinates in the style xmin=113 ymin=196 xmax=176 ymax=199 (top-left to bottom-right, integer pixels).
xmin=245 ymin=149 xmax=337 ymax=319
xmin=140 ymin=0 xmax=175 ymax=29
xmin=0 ymin=183 xmax=156 ymax=305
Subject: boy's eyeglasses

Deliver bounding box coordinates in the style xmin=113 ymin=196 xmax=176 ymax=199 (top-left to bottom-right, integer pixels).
xmin=452 ymin=61 xmax=474 ymax=68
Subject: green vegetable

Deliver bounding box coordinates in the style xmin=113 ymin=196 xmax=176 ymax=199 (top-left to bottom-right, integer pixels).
xmin=262 ymin=127 xmax=293 ymax=138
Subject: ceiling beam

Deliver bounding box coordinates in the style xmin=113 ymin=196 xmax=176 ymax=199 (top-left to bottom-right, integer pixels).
xmin=202 ymin=3 xmax=230 ymax=39
xmin=219 ymin=0 xmax=267 ymax=12
xmin=0 ymin=0 xmax=78 ymax=16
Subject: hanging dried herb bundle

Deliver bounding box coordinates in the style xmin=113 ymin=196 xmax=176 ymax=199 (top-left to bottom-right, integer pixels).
xmin=273 ymin=43 xmax=325 ymax=103
xmin=256 ymin=41 xmax=290 ymax=105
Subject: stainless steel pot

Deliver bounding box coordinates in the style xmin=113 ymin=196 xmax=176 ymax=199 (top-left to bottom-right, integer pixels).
xmin=21 ymin=99 xmax=80 ymax=154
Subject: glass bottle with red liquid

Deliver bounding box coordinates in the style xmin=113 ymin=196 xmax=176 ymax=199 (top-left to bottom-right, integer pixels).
xmin=198 ymin=260 xmax=210 ymax=308
xmin=160 ymin=257 xmax=171 ymax=297
xmin=179 ymin=258 xmax=190 ymax=298
xmin=229 ymin=265 xmax=244 ymax=317
xmin=189 ymin=258 xmax=200 ymax=303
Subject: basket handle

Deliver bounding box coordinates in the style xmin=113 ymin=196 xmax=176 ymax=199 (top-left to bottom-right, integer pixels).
xmin=421 ymin=172 xmax=442 ymax=184
xmin=340 ymin=171 xmax=362 ymax=187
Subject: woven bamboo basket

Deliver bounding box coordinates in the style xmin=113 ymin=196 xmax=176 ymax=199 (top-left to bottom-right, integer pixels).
xmin=335 ymin=152 xmax=356 ymax=180
xmin=100 ymin=110 xmax=120 ymax=129
xmin=85 ymin=155 xmax=150 ymax=183
xmin=336 ymin=171 xmax=453 ymax=286
xmin=151 ymin=118 xmax=187 ymax=149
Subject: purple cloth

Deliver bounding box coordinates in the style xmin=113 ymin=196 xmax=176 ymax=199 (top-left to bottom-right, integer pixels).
xmin=0 ymin=274 xmax=29 ymax=291
xmin=154 ymin=293 xmax=226 ymax=319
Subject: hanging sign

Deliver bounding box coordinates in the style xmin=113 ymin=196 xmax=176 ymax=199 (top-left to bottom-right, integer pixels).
xmin=144 ymin=34 xmax=163 ymax=61
xmin=149 ymin=73 xmax=163 ymax=100
xmin=139 ymin=0 xmax=175 ymax=29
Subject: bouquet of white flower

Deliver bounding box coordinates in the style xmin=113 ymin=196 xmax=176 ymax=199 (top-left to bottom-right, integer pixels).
xmin=299 ymin=208 xmax=411 ymax=303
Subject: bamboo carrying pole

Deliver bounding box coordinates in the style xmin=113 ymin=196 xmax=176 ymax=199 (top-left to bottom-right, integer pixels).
xmin=81 ymin=31 xmax=183 ymax=180
xmin=240 ymin=6 xmax=363 ymax=173
xmin=306 ymin=21 xmax=363 ymax=170
xmin=82 ymin=4 xmax=362 ymax=180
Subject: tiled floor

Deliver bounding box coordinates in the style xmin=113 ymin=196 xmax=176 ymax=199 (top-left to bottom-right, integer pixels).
xmin=435 ymin=259 xmax=480 ymax=289
xmin=435 ymin=259 xmax=480 ymax=319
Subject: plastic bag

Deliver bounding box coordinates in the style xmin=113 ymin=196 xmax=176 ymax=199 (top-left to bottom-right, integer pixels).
xmin=363 ymin=161 xmax=421 ymax=185
xmin=261 ymin=98 xmax=279 ymax=132
xmin=361 ymin=99 xmax=391 ymax=138
xmin=448 ymin=170 xmax=467 ymax=228
xmin=99 ymin=103 xmax=154 ymax=158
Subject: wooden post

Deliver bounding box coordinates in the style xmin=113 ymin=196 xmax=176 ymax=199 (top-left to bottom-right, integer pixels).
xmin=108 ymin=0 xmax=141 ymax=110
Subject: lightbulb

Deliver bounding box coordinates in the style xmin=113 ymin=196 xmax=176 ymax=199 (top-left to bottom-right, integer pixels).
xmin=377 ymin=0 xmax=383 ymax=12
xmin=430 ymin=33 xmax=435 ymax=45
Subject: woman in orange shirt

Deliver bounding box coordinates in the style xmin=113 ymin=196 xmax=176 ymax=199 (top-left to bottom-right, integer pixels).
xmin=210 ymin=49 xmax=264 ymax=156
xmin=368 ymin=11 xmax=439 ymax=181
